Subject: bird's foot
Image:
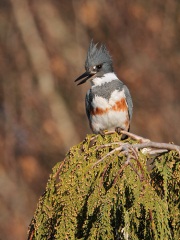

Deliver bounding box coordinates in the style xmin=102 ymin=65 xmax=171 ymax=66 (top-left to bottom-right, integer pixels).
xmin=115 ymin=127 xmax=128 ymax=140
xmin=99 ymin=130 xmax=105 ymax=137
xmin=115 ymin=127 xmax=122 ymax=134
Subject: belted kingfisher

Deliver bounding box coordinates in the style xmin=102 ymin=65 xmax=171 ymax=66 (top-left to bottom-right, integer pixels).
xmin=75 ymin=40 xmax=133 ymax=135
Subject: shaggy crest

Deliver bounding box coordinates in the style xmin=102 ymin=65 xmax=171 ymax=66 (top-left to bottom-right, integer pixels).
xmin=85 ymin=40 xmax=112 ymax=70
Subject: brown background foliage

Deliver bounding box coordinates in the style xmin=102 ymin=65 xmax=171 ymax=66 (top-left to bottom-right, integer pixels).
xmin=0 ymin=0 xmax=179 ymax=239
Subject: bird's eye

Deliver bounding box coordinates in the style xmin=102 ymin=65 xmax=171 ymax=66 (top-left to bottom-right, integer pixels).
xmin=96 ymin=64 xmax=102 ymax=69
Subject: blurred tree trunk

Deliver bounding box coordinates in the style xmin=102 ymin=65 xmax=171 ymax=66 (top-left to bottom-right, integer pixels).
xmin=10 ymin=0 xmax=80 ymax=151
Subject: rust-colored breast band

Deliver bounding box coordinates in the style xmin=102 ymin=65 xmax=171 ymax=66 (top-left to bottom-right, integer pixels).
xmin=91 ymin=98 xmax=128 ymax=116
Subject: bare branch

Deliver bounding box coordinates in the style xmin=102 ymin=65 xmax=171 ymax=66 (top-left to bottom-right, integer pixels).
xmin=93 ymin=146 xmax=123 ymax=167
xmin=133 ymin=142 xmax=180 ymax=154
xmin=93 ymin=131 xmax=180 ymax=167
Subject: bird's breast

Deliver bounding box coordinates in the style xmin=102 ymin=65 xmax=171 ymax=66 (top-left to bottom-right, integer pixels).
xmin=91 ymin=89 xmax=128 ymax=115
xmin=89 ymin=89 xmax=129 ymax=132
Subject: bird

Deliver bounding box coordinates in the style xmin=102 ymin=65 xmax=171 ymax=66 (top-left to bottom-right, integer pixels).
xmin=75 ymin=40 xmax=133 ymax=136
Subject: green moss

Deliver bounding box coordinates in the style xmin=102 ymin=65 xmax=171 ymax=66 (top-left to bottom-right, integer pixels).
xmin=28 ymin=133 xmax=180 ymax=240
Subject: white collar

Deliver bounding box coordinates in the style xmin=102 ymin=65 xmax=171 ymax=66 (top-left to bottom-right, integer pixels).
xmin=91 ymin=72 xmax=118 ymax=87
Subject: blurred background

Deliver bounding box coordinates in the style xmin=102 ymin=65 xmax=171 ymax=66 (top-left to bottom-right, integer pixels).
xmin=0 ymin=0 xmax=180 ymax=239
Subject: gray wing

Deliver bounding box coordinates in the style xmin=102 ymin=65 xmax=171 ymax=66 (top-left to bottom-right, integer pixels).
xmin=123 ymin=85 xmax=133 ymax=120
xmin=85 ymin=89 xmax=91 ymax=121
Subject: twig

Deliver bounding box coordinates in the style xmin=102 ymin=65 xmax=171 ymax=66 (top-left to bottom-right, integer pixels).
xmin=53 ymin=160 xmax=65 ymax=179
xmin=113 ymin=155 xmax=131 ymax=184
xmin=143 ymin=149 xmax=168 ymax=155
xmin=93 ymin=140 xmax=180 ymax=167
xmin=91 ymin=131 xmax=180 ymax=187
xmin=133 ymin=142 xmax=180 ymax=154
xmin=100 ymin=162 xmax=113 ymax=187
xmin=96 ymin=142 xmax=122 ymax=150
xmin=128 ymin=161 xmax=143 ymax=181
xmin=93 ymin=146 xmax=123 ymax=167
xmin=121 ymin=130 xmax=150 ymax=142
xmin=130 ymin=147 xmax=139 ymax=160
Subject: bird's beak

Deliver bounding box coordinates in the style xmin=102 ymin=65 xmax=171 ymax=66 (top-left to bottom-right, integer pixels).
xmin=75 ymin=71 xmax=95 ymax=85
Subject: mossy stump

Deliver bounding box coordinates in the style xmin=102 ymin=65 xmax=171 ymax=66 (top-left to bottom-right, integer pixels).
xmin=28 ymin=133 xmax=180 ymax=240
